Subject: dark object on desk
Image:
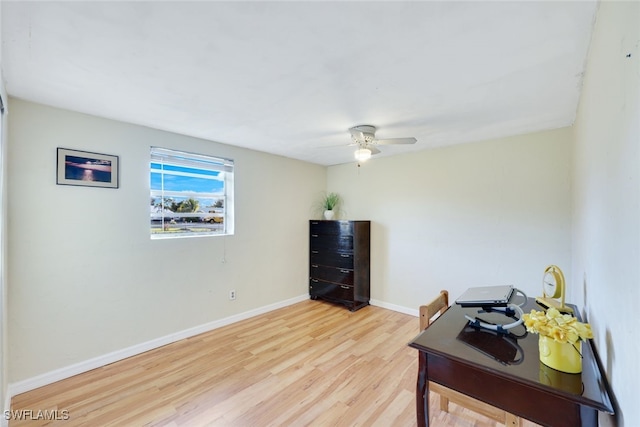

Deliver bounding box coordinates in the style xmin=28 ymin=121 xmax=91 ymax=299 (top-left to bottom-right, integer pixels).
xmin=456 ymin=326 xmax=523 ymax=365
xmin=308 ymin=220 xmax=370 ymax=311
xmin=455 ymin=285 xmax=514 ymax=307
xmin=457 ymin=286 xmax=527 ymax=334
xmin=409 ymin=297 xmax=614 ymax=427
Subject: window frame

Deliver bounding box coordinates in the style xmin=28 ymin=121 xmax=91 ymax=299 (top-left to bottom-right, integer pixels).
xmin=150 ymin=146 xmax=234 ymax=239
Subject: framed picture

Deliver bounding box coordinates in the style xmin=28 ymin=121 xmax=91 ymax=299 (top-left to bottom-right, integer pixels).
xmin=57 ymin=148 xmax=119 ymax=188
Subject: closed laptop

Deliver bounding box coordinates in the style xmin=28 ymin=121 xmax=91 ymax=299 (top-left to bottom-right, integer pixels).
xmin=455 ymin=285 xmax=514 ymax=307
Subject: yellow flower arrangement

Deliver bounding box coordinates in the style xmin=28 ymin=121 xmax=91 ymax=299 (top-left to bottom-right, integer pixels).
xmin=523 ymin=307 xmax=593 ymax=344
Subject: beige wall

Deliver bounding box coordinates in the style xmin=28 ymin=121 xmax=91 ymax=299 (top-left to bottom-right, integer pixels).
xmin=572 ymin=1 xmax=639 ymax=425
xmin=0 ymin=1 xmax=9 ymax=416
xmin=0 ymin=100 xmax=6 ymax=424
xmin=7 ymin=99 xmax=326 ymax=383
xmin=0 ymin=100 xmax=6 ymax=423
xmin=327 ymin=127 xmax=572 ymax=312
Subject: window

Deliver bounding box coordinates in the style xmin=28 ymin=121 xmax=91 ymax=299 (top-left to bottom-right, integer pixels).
xmin=150 ymin=147 xmax=234 ymax=238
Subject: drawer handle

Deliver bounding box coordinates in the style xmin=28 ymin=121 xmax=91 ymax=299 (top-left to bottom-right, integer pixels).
xmin=311 ymin=264 xmax=318 ymax=268
xmin=340 ymin=269 xmax=350 ymax=273
xmin=311 ymin=234 xmax=318 ymax=237
xmin=341 ymin=285 xmax=349 ymax=289
xmin=312 ymin=250 xmax=319 ymax=254
xmin=340 ymin=254 xmax=350 ymax=258
xmin=311 ymin=279 xmax=319 ymax=283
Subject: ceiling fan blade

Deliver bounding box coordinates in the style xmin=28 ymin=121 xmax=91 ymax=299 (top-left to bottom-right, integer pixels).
xmin=369 ymin=146 xmax=381 ymax=155
xmin=375 ymin=137 xmax=417 ymax=145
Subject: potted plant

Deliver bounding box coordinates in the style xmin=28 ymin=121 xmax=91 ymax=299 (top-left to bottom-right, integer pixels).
xmin=523 ymin=307 xmax=593 ymax=373
xmin=320 ymin=192 xmax=341 ymax=220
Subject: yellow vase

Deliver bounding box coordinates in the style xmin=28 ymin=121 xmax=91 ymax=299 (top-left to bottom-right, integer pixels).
xmin=538 ymin=335 xmax=582 ymax=374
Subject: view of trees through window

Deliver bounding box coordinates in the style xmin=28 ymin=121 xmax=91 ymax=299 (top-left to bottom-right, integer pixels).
xmin=150 ymin=147 xmax=234 ymax=238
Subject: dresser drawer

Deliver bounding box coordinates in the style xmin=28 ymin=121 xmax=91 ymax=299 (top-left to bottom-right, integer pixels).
xmin=309 ymin=279 xmax=354 ymax=301
xmin=310 ymin=264 xmax=354 ymax=285
xmin=310 ymin=250 xmax=354 ymax=269
xmin=310 ymin=233 xmax=353 ymax=251
xmin=310 ymin=220 xmax=354 ymax=236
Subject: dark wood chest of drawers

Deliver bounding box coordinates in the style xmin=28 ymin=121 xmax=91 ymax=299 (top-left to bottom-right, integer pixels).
xmin=309 ymin=220 xmax=370 ymax=311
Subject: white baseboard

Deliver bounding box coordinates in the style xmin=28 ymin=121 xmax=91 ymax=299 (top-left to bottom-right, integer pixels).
xmin=370 ymin=299 xmax=418 ymax=317
xmin=7 ymin=294 xmax=308 ymax=399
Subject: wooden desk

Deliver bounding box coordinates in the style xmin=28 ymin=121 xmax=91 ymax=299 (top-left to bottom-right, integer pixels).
xmin=408 ymin=297 xmax=614 ymax=427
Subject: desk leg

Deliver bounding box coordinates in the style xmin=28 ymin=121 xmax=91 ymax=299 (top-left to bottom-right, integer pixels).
xmin=416 ymin=351 xmax=429 ymax=427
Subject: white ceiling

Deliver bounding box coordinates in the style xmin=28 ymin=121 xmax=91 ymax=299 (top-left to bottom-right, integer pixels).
xmin=1 ymin=1 xmax=597 ymax=166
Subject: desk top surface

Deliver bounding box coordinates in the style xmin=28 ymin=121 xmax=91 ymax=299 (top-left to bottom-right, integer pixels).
xmin=408 ymin=297 xmax=614 ymax=414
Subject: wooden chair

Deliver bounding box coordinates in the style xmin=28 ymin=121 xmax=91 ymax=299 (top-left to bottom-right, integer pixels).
xmin=419 ymin=290 xmax=521 ymax=427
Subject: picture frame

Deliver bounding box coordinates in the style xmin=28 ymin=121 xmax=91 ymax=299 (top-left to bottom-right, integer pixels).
xmin=56 ymin=148 xmax=119 ymax=188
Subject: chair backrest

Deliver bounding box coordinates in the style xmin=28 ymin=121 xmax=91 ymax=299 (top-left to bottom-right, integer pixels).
xmin=419 ymin=290 xmax=449 ymax=331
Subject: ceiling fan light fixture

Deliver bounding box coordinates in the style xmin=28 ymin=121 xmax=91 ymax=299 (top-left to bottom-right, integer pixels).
xmin=354 ymin=148 xmax=372 ymax=162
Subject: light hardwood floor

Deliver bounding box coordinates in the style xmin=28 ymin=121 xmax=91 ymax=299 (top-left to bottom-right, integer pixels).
xmin=10 ymin=300 xmax=541 ymax=426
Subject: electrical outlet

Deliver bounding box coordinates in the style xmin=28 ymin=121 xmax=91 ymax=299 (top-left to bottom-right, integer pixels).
xmin=229 ymin=290 xmax=236 ymax=300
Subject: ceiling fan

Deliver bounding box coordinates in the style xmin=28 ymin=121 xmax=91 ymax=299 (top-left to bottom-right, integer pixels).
xmin=348 ymin=125 xmax=417 ymax=162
